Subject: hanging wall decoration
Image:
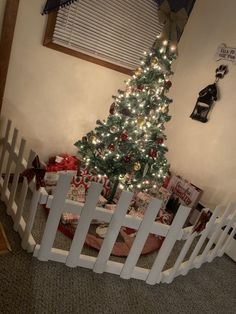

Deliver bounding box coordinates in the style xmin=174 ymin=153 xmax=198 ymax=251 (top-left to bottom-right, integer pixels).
xmin=190 ymin=65 xmax=228 ymax=123
xmin=215 ymin=43 xmax=236 ymax=64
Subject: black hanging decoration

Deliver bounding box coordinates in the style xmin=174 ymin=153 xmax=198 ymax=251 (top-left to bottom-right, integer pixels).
xmin=190 ymin=65 xmax=228 ymax=123
xmin=42 ymin=0 xmax=79 ymax=15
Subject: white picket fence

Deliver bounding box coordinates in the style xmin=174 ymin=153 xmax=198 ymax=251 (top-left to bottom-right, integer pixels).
xmin=0 ymin=119 xmax=236 ymax=285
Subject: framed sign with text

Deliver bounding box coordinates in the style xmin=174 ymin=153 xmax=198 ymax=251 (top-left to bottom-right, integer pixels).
xmin=215 ymin=43 xmax=236 ymax=64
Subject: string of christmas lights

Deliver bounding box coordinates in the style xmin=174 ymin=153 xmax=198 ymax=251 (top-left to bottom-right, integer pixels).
xmin=74 ymin=36 xmax=176 ymax=198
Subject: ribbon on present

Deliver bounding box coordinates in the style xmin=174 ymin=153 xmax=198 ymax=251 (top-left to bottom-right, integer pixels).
xmin=21 ymin=156 xmax=46 ymax=190
xmin=157 ymin=0 xmax=188 ymax=48
xmin=192 ymin=209 xmax=212 ymax=233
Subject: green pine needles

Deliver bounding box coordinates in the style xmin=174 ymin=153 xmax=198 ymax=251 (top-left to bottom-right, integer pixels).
xmin=75 ymin=37 xmax=176 ymax=195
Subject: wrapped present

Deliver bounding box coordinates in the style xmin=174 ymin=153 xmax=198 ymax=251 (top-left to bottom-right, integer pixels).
xmin=67 ymin=182 xmax=86 ymax=203
xmin=105 ymin=204 xmax=116 ymax=211
xmin=47 ymin=154 xmax=79 ymax=172
xmin=90 ymin=174 xmax=110 ymax=197
xmin=67 ymin=176 xmax=108 ymax=205
xmin=75 ymin=170 xmax=111 ymax=198
xmin=134 ymin=191 xmax=153 ymax=214
xmin=166 ymin=175 xmax=203 ymax=208
xmin=44 ymin=154 xmax=79 ymax=189
xmin=61 ymin=212 xmax=80 ymax=224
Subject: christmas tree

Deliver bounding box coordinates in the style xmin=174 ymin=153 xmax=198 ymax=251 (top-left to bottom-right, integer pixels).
xmin=75 ymin=36 xmax=176 ymax=200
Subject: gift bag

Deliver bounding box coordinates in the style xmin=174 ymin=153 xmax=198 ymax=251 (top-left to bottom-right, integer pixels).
xmin=166 ymin=175 xmax=203 ymax=208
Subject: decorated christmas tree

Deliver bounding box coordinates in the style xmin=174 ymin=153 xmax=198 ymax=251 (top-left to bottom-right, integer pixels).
xmin=75 ymin=36 xmax=176 ymax=201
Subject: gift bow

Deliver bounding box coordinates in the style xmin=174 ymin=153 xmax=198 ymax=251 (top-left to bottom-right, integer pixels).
xmin=158 ymin=0 xmax=188 ymax=48
xmin=21 ymin=155 xmax=46 ymax=190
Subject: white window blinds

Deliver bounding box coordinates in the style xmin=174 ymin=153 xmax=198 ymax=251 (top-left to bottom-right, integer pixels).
xmin=52 ymin=0 xmax=162 ymax=70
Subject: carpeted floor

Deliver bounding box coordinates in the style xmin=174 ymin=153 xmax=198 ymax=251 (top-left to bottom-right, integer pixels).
xmin=0 ymin=201 xmax=236 ymax=314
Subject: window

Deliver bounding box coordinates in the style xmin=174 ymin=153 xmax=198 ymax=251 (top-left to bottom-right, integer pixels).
xmin=44 ymin=0 xmax=162 ymax=74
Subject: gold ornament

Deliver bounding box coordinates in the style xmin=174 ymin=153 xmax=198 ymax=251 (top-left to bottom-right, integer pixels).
xmin=135 ymin=67 xmax=142 ymax=76
xmin=89 ymin=135 xmax=97 ymax=144
xmin=151 ymin=57 xmax=158 ymax=66
xmin=137 ymin=116 xmax=145 ymax=127
xmin=161 ymin=106 xmax=168 ymax=113
xmin=133 ymin=162 xmax=141 ymax=171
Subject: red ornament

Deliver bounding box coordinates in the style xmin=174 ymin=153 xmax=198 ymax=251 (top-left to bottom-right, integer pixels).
xmin=149 ymin=148 xmax=157 ymax=158
xmin=156 ymin=138 xmax=164 ymax=145
xmin=165 ymin=81 xmax=172 ymax=89
xmin=109 ymin=102 xmax=116 ymax=115
xmin=123 ymin=155 xmax=131 ymax=163
xmin=120 ymin=132 xmax=128 ymax=141
xmin=121 ymin=108 xmax=131 ymax=116
xmin=136 ymin=85 xmax=144 ymax=92
xmin=108 ymin=144 xmax=115 ymax=151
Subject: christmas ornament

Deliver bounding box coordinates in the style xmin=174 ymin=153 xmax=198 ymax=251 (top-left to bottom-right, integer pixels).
xmin=110 ymin=125 xmax=119 ymax=133
xmin=137 ymin=116 xmax=145 ymax=127
xmin=108 ymin=144 xmax=115 ymax=151
xmin=135 ymin=68 xmax=142 ymax=76
xmin=151 ymin=57 xmax=158 ymax=65
xmin=161 ymin=106 xmax=168 ymax=113
xmin=121 ymin=108 xmax=131 ymax=116
xmin=82 ymin=136 xmax=88 ymax=143
xmin=120 ymin=132 xmax=128 ymax=141
xmin=137 ymin=85 xmax=144 ymax=92
xmin=89 ymin=135 xmax=97 ymax=144
xmin=165 ymin=81 xmax=172 ymax=89
xmin=109 ymin=102 xmax=116 ymax=115
xmin=123 ymin=155 xmax=131 ymax=163
xmin=156 ymin=138 xmax=164 ymax=145
xmin=133 ymin=162 xmax=141 ymax=171
xmin=149 ymin=148 xmax=157 ymax=158
xmin=96 ymin=119 xmax=103 ymax=125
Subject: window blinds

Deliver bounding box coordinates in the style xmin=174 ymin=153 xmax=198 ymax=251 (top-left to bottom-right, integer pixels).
xmin=53 ymin=0 xmax=162 ymax=70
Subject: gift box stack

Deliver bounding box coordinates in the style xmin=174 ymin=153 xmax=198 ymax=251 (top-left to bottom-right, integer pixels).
xmin=44 ymin=154 xmax=111 ymax=225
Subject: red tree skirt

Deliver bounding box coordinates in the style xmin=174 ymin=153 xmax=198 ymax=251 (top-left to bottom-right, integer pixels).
xmin=44 ymin=206 xmax=165 ymax=257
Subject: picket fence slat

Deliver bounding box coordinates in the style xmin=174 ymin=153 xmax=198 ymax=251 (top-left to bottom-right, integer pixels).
xmin=2 ymin=128 xmax=18 ymax=204
xmin=120 ymin=199 xmax=162 ymax=279
xmin=0 ymin=120 xmax=12 ymax=180
xmin=7 ymin=138 xmax=26 ymax=215
xmin=163 ymin=232 xmax=197 ymax=283
xmin=37 ymin=173 xmax=73 ymax=261
xmin=146 ymin=205 xmax=190 ymax=285
xmin=93 ymin=190 xmax=133 ymax=274
xmin=218 ymin=221 xmax=236 ymax=257
xmin=21 ymin=188 xmax=41 ymax=251
xmin=14 ymin=150 xmax=36 ymax=231
xmin=66 ymin=182 xmax=103 ymax=267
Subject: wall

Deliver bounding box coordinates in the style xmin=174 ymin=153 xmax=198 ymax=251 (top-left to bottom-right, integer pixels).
xmin=166 ymin=0 xmax=236 ymax=207
xmin=1 ymin=0 xmax=127 ymax=160
xmin=0 ymin=0 xmax=6 ymax=37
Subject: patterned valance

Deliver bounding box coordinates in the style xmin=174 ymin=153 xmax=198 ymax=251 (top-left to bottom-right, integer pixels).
xmin=42 ymin=0 xmax=79 ymax=15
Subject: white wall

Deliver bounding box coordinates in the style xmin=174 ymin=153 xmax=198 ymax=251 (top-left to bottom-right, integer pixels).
xmin=1 ymin=0 xmax=127 ymax=160
xmin=0 ymin=0 xmax=6 ymax=37
xmin=2 ymin=0 xmax=236 ymax=207
xmin=166 ymin=0 xmax=236 ymax=207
